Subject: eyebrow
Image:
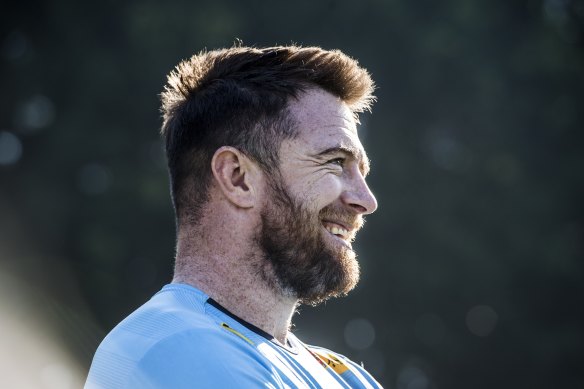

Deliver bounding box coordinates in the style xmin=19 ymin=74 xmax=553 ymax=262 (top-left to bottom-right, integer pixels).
xmin=314 ymin=145 xmax=371 ymax=176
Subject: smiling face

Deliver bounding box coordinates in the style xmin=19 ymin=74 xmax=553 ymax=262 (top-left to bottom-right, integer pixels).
xmin=257 ymin=88 xmax=378 ymax=304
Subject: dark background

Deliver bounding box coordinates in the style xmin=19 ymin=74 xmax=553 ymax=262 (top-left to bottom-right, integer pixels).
xmin=1 ymin=0 xmax=583 ymax=388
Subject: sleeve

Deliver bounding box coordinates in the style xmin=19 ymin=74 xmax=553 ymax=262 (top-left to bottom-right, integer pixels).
xmin=124 ymin=329 xmax=285 ymax=389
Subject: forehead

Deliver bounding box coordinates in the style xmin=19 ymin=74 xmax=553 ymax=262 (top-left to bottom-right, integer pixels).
xmin=287 ymin=89 xmax=369 ymax=164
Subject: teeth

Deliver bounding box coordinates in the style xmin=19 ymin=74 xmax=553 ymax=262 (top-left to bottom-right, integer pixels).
xmin=326 ymin=225 xmax=349 ymax=239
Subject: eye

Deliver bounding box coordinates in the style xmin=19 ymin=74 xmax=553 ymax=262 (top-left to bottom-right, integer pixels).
xmin=328 ymin=157 xmax=345 ymax=167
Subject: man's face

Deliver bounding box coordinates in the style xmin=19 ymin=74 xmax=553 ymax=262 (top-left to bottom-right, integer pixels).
xmin=257 ymin=89 xmax=377 ymax=304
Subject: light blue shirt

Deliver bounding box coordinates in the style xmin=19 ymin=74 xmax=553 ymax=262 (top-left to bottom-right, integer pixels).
xmin=85 ymin=283 xmax=382 ymax=388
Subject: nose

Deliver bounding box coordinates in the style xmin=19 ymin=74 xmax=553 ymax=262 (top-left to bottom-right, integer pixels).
xmin=341 ymin=169 xmax=378 ymax=215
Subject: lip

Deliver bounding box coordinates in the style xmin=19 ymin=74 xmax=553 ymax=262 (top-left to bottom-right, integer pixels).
xmin=321 ymin=226 xmax=353 ymax=248
xmin=321 ymin=219 xmax=352 ymax=232
xmin=321 ymin=219 xmax=355 ymax=243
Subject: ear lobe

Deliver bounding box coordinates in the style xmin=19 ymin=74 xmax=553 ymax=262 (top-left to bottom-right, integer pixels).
xmin=211 ymin=146 xmax=258 ymax=208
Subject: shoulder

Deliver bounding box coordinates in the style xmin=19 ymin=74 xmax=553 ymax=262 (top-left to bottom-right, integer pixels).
xmin=97 ymin=284 xmax=217 ymax=353
xmin=86 ymin=285 xmax=283 ymax=388
xmin=125 ymin=327 xmax=282 ymax=388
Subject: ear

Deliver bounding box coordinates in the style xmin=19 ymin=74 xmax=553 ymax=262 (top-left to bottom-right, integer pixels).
xmin=211 ymin=146 xmax=261 ymax=208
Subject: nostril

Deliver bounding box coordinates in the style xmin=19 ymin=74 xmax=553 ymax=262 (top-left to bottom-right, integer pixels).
xmin=349 ymin=203 xmax=368 ymax=213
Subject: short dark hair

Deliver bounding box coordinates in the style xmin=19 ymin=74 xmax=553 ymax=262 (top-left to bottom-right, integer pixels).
xmin=160 ymin=45 xmax=375 ymax=226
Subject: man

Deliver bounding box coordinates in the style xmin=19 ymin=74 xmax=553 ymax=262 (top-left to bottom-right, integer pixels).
xmin=86 ymin=45 xmax=381 ymax=388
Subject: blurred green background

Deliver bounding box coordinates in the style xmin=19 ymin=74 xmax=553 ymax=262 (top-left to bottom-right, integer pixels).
xmin=1 ymin=0 xmax=583 ymax=388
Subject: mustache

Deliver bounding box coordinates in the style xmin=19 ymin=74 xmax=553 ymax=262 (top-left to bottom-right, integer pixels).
xmin=319 ymin=205 xmax=364 ymax=232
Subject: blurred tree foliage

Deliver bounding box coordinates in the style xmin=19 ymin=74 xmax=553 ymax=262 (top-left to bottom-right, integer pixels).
xmin=1 ymin=0 xmax=583 ymax=388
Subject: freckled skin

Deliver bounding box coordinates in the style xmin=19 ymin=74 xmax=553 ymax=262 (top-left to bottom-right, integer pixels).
xmin=279 ymin=90 xmax=376 ymax=218
xmin=173 ymin=88 xmax=377 ymax=344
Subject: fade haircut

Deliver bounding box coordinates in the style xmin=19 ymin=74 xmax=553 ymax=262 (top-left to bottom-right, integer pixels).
xmin=160 ymin=45 xmax=375 ymax=226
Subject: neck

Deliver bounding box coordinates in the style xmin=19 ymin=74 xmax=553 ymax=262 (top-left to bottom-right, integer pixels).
xmin=173 ymin=225 xmax=298 ymax=344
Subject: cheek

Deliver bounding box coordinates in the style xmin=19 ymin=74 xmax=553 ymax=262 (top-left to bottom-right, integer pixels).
xmin=301 ymin=176 xmax=343 ymax=207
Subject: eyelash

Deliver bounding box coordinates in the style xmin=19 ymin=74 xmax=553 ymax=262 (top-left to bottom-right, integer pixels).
xmin=328 ymin=158 xmax=345 ymax=167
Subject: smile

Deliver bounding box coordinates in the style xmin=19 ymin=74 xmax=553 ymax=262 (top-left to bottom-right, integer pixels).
xmin=322 ymin=221 xmax=351 ymax=241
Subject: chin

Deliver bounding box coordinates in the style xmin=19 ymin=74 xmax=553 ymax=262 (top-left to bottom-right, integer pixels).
xmin=321 ymin=224 xmax=355 ymax=251
xmin=299 ymin=244 xmax=361 ymax=306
